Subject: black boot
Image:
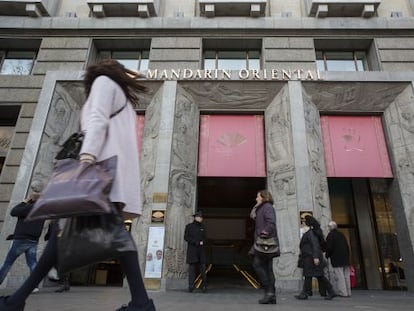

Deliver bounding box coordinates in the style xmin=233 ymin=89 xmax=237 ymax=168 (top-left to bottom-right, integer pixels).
xmin=259 ymin=293 xmax=276 ymax=304
xmin=55 ymin=277 xmax=70 ymax=293
xmin=294 ymin=292 xmax=308 ymax=300
xmin=116 ymin=299 xmax=155 ymax=311
xmin=259 ymin=285 xmax=276 ymax=304
xmin=0 ymin=296 xmax=25 ymax=311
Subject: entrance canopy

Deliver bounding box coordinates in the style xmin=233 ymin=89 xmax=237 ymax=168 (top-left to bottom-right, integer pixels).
xmin=320 ymin=115 xmax=393 ymax=178
xmin=198 ymin=115 xmax=265 ymax=177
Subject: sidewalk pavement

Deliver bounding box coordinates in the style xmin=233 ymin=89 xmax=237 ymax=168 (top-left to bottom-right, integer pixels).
xmin=1 ymin=286 xmax=413 ymax=311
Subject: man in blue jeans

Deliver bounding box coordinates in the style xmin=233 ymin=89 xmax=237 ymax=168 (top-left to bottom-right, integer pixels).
xmin=0 ymin=192 xmax=45 ymax=291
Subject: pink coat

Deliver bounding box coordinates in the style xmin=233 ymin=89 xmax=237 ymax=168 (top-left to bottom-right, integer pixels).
xmin=80 ymin=75 xmax=142 ymax=218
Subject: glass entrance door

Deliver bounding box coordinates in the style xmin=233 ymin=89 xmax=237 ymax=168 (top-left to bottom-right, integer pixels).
xmin=328 ymin=178 xmax=406 ymax=290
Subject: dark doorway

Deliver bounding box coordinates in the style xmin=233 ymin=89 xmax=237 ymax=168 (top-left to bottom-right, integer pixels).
xmin=197 ymin=176 xmax=266 ymax=289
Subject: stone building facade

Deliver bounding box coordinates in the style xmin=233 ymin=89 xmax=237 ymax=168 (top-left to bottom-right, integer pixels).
xmin=0 ymin=0 xmax=413 ymax=293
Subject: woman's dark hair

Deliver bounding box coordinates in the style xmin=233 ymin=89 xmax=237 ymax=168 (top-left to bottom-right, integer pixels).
xmin=258 ymin=190 xmax=274 ymax=204
xmin=83 ymin=59 xmax=148 ymax=105
xmin=305 ymin=215 xmax=326 ymax=250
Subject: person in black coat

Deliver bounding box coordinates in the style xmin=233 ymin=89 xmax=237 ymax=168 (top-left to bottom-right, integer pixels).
xmin=184 ymin=211 xmax=207 ymax=293
xmin=0 ymin=192 xmax=45 ymax=290
xmin=326 ymin=221 xmax=351 ymax=297
xmin=295 ymin=215 xmax=337 ymax=300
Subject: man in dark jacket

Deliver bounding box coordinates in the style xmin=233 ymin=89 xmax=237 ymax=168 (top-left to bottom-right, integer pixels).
xmin=0 ymin=192 xmax=45 ymax=290
xmin=325 ymin=220 xmax=351 ymax=297
xmin=184 ymin=211 xmax=207 ymax=293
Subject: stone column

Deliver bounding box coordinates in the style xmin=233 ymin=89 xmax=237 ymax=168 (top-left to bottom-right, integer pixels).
xmin=383 ymin=84 xmax=414 ymax=292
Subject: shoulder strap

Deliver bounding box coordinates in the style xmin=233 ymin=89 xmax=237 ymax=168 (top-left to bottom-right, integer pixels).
xmin=110 ymin=99 xmax=128 ymax=118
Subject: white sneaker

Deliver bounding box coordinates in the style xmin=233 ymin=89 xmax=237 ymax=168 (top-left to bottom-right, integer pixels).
xmin=32 ymin=288 xmax=39 ymax=293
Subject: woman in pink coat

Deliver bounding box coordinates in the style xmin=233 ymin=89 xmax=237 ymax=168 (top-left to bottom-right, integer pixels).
xmin=0 ymin=60 xmax=155 ymax=311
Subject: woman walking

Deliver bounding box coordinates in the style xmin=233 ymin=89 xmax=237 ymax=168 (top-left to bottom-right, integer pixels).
xmin=249 ymin=190 xmax=279 ymax=304
xmin=0 ymin=59 xmax=155 ymax=311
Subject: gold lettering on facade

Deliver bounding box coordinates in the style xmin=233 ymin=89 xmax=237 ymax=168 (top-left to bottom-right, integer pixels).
xmin=239 ymin=69 xmax=249 ymax=79
xmin=171 ymin=69 xmax=180 ymax=79
xmin=222 ymin=70 xmax=231 ymax=79
xmin=194 ymin=70 xmax=202 ymax=79
xmin=147 ymin=69 xmax=157 ymax=79
xmin=160 ymin=70 xmax=169 ymax=79
xmin=282 ymin=70 xmax=291 ymax=80
xmin=252 ymin=70 xmax=260 ymax=80
xmin=183 ymin=69 xmax=193 ymax=79
xmin=145 ymin=69 xmax=322 ymax=81
xmin=153 ymin=192 xmax=168 ymax=203
xmin=295 ymin=69 xmax=303 ymax=80
xmin=305 ymin=70 xmax=314 ymax=80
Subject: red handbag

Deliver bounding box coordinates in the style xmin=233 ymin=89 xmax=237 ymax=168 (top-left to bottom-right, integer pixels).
xmin=27 ymin=156 xmax=117 ymax=220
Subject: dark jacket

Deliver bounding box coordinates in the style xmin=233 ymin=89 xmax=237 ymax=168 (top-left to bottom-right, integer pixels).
xmin=184 ymin=221 xmax=207 ymax=264
xmin=10 ymin=202 xmax=45 ymax=242
xmin=299 ymin=229 xmax=326 ymax=277
xmin=325 ymin=229 xmax=350 ymax=267
xmin=250 ymin=202 xmax=279 ymax=257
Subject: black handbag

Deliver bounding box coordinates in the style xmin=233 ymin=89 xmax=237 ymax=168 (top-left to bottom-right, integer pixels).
xmin=57 ymin=204 xmax=136 ymax=275
xmin=27 ymin=156 xmax=117 ymax=221
xmin=254 ymin=236 xmax=281 ymax=256
xmin=55 ymin=101 xmax=127 ymax=161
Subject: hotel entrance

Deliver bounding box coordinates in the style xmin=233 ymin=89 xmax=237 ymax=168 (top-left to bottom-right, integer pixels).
xmin=328 ymin=178 xmax=406 ymax=290
xmin=197 ymin=176 xmax=266 ymax=289
xmin=196 ymin=114 xmax=267 ymax=289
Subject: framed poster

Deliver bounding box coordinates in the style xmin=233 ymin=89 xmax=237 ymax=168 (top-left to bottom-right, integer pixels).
xmin=144 ymin=226 xmax=165 ymax=279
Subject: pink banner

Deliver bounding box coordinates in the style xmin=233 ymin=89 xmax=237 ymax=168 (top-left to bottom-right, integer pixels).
xmin=136 ymin=114 xmax=145 ymax=154
xmin=320 ymin=116 xmax=393 ymax=178
xmin=198 ymin=115 xmax=266 ymax=177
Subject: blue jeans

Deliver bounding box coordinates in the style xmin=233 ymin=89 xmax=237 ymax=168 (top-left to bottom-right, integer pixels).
xmin=0 ymin=239 xmax=38 ymax=284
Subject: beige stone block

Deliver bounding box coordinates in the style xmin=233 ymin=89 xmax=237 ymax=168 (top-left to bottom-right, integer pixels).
xmin=149 ymin=62 xmax=200 ymax=71
xmin=5 ymin=150 xmax=23 ymax=166
xmin=15 ymin=117 xmax=33 ymax=133
xmin=40 ymin=37 xmax=91 ymax=49
xmin=20 ymin=103 xmax=37 ymax=118
xmin=10 ymin=133 xmax=29 ymax=149
xmin=150 ymin=49 xmax=200 ymax=62
xmin=37 ymin=49 xmax=89 ymax=62
xmin=32 ymin=62 xmax=85 ymax=75
xmin=0 ymin=166 xmax=19 ymax=184
xmin=0 ymin=89 xmax=41 ymax=103
xmin=151 ymin=37 xmax=201 ymax=49
xmin=0 ymin=76 xmax=43 ymax=89
xmin=0 ymin=184 xmax=14 ymax=201
xmin=264 ymin=49 xmax=316 ymax=62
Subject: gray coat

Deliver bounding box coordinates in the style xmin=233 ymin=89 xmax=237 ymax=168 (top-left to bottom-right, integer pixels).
xmin=80 ymin=75 xmax=142 ymax=217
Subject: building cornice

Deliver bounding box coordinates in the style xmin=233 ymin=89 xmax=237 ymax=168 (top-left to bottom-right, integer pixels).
xmin=1 ymin=16 xmax=414 ymax=33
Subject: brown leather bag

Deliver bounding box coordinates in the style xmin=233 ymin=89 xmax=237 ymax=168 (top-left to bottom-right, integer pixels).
xmin=27 ymin=156 xmax=117 ymax=221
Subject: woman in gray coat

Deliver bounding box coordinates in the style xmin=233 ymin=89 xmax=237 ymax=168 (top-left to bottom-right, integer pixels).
xmin=249 ymin=190 xmax=279 ymax=304
xmin=0 ymin=60 xmax=155 ymax=311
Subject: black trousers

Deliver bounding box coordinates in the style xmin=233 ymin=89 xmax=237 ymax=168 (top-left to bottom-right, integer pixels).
xmin=252 ymin=254 xmax=275 ymax=293
xmin=303 ymin=275 xmax=334 ymax=295
xmin=188 ymin=262 xmax=206 ymax=288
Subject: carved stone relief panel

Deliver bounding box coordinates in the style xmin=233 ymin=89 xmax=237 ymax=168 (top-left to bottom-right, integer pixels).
xmin=264 ymin=85 xmax=301 ymax=280
xmin=302 ymin=88 xmax=331 ymax=230
xmin=133 ymin=85 xmax=163 ymax=266
xmin=181 ymin=81 xmax=283 ymax=110
xmin=164 ymin=85 xmax=199 ymax=279
xmin=383 ymin=85 xmax=414 ymax=246
xmin=303 ymin=82 xmax=407 ymax=112
xmin=31 ymin=82 xmax=84 ymax=189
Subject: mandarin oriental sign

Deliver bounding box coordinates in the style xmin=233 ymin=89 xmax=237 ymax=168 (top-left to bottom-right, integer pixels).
xmin=145 ymin=69 xmax=322 ymax=81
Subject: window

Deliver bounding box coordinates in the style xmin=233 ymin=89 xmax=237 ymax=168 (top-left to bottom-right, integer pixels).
xmin=99 ymin=50 xmax=149 ymax=71
xmin=204 ymin=50 xmax=261 ymax=70
xmin=0 ymin=50 xmax=36 ymax=75
xmin=316 ymin=51 xmax=366 ymax=71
